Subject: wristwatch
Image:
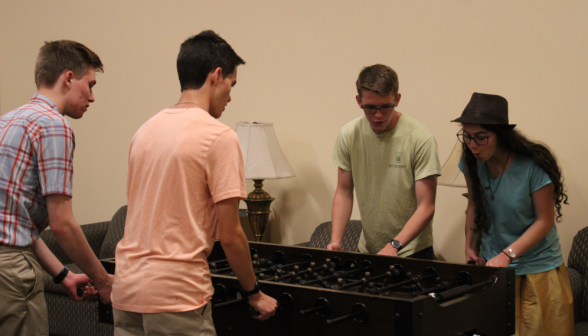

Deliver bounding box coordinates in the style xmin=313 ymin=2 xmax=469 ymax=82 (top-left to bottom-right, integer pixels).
xmin=243 ymin=280 xmax=260 ymax=297
xmin=390 ymin=239 xmax=403 ymax=251
xmin=507 ymin=248 xmax=517 ymax=260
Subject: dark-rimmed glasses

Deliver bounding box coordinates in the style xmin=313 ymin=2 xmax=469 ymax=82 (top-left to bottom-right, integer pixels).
xmin=456 ymin=131 xmax=493 ymax=146
xmin=360 ymin=103 xmax=395 ymax=115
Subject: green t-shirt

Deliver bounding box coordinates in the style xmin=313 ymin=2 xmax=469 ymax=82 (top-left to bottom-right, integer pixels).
xmin=331 ymin=114 xmax=441 ymax=256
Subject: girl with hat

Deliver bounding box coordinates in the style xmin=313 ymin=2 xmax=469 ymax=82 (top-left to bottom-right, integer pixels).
xmin=453 ymin=92 xmax=573 ymax=335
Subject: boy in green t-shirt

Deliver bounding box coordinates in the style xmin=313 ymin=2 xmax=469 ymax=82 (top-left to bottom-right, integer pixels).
xmin=328 ymin=64 xmax=441 ymax=258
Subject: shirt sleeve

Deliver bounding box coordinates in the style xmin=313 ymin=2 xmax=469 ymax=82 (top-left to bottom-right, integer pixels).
xmin=206 ymin=129 xmax=247 ymax=204
xmin=413 ymin=136 xmax=441 ymax=181
xmin=34 ymin=118 xmax=74 ymax=196
xmin=529 ymin=161 xmax=552 ymax=193
xmin=331 ymin=130 xmax=352 ymax=172
xmin=458 ymin=159 xmax=465 ymax=174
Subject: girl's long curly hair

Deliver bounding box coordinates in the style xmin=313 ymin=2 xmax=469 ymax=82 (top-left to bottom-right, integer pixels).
xmin=462 ymin=124 xmax=568 ymax=234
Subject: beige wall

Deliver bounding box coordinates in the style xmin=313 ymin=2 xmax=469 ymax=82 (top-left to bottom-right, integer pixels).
xmin=1 ymin=1 xmax=587 ymax=264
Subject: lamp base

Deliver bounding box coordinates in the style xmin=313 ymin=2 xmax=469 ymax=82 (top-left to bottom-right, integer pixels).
xmin=243 ymin=179 xmax=274 ymax=242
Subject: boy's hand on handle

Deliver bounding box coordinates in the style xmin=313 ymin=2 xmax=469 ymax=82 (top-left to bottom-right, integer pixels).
xmin=248 ymin=291 xmax=277 ymax=321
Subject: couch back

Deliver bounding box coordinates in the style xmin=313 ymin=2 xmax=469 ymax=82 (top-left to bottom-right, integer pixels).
xmin=309 ymin=220 xmax=362 ymax=251
xmin=99 ymin=205 xmax=127 ymax=259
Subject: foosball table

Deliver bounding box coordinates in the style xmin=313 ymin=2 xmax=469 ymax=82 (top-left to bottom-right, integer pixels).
xmin=100 ymin=241 xmax=515 ymax=336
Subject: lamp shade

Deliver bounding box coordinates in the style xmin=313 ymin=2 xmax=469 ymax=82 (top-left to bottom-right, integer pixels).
xmin=235 ymin=121 xmax=295 ymax=180
xmin=438 ymin=140 xmax=467 ymax=188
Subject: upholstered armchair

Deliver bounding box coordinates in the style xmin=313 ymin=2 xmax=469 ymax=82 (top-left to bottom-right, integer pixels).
xmin=567 ymin=226 xmax=588 ymax=335
xmin=295 ymin=220 xmax=362 ymax=251
xmin=41 ymin=205 xmax=127 ymax=336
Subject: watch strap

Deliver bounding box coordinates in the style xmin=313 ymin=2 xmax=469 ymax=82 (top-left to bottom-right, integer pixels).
xmin=390 ymin=240 xmax=403 ymax=251
xmin=243 ymin=280 xmax=260 ymax=297
xmin=53 ymin=267 xmax=69 ymax=284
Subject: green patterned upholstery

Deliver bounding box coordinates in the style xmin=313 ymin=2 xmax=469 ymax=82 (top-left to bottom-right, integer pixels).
xmin=296 ymin=220 xmax=362 ymax=251
xmin=568 ymin=226 xmax=588 ymax=334
xmin=576 ymin=322 xmax=588 ymax=336
xmin=46 ymin=295 xmax=112 ymax=336
xmin=40 ymin=206 xmax=128 ymax=336
xmin=569 ymin=267 xmax=585 ymax=324
xmin=99 ymin=205 xmax=127 ymax=259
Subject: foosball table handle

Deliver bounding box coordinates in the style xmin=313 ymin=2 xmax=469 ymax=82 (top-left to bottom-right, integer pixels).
xmin=247 ymin=292 xmax=295 ymax=316
xmin=277 ymin=292 xmax=295 ymax=312
xmin=433 ymin=277 xmax=495 ymax=302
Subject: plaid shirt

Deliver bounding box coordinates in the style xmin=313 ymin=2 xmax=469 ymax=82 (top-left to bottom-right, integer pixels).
xmin=0 ymin=94 xmax=74 ymax=247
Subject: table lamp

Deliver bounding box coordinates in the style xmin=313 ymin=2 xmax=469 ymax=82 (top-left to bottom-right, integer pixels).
xmin=235 ymin=122 xmax=295 ymax=242
xmin=438 ymin=140 xmax=467 ymax=189
xmin=438 ymin=140 xmax=468 ymax=204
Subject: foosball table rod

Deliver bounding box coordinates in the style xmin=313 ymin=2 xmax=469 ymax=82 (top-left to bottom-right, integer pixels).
xmin=325 ymin=303 xmax=369 ymax=325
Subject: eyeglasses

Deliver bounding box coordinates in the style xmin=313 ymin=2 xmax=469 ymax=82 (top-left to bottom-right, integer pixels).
xmin=361 ymin=103 xmax=395 ymax=115
xmin=456 ymin=131 xmax=493 ymax=145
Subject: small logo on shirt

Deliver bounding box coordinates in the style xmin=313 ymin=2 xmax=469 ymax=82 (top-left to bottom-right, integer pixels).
xmin=389 ymin=152 xmax=406 ymax=169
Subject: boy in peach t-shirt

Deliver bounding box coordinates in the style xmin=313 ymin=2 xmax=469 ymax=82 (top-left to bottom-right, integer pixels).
xmin=111 ymin=30 xmax=276 ymax=336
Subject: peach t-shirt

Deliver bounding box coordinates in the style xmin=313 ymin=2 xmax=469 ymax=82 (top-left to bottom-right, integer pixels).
xmin=111 ymin=107 xmax=246 ymax=313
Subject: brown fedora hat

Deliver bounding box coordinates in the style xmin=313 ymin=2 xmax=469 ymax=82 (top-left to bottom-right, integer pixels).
xmin=451 ymin=92 xmax=516 ymax=128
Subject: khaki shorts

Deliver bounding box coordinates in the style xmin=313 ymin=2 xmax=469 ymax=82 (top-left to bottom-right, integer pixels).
xmin=0 ymin=244 xmax=48 ymax=336
xmin=515 ymin=263 xmax=574 ymax=336
xmin=114 ymin=302 xmax=216 ymax=336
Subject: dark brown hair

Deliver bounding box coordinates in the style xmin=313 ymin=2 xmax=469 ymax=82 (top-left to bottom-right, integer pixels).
xmin=355 ymin=64 xmax=399 ymax=97
xmin=177 ymin=30 xmax=245 ymax=91
xmin=35 ymin=40 xmax=103 ymax=89
xmin=463 ymin=125 xmax=568 ymax=234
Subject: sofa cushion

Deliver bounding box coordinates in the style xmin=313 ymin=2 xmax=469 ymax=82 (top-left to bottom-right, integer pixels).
xmin=46 ymin=293 xmax=110 ymax=336
xmin=99 ymin=205 xmax=127 ymax=259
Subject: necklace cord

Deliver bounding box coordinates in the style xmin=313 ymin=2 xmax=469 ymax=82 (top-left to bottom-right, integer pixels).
xmin=175 ymin=101 xmax=205 ymax=110
xmin=486 ymin=151 xmax=511 ymax=201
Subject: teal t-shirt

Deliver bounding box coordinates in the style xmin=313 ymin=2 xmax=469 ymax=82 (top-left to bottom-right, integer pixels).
xmin=459 ymin=156 xmax=563 ymax=275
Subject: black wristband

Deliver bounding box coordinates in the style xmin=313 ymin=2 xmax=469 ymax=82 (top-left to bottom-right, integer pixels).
xmin=243 ymin=280 xmax=260 ymax=297
xmin=53 ymin=267 xmax=69 ymax=284
xmin=501 ymin=251 xmax=513 ymax=262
